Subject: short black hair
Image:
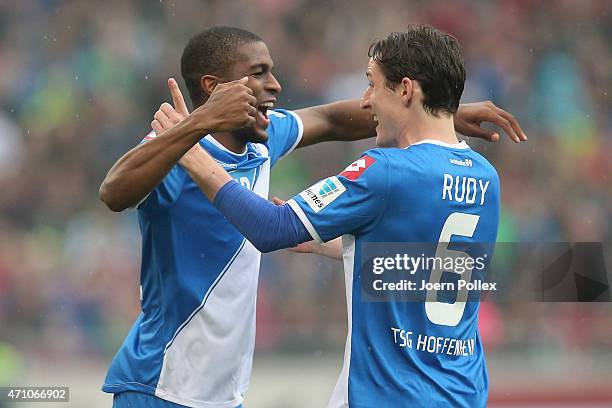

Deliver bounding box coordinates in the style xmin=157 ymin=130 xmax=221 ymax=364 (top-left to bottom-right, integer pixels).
xmin=368 ymin=25 xmax=465 ymax=116
xmin=181 ymin=26 xmax=263 ymax=107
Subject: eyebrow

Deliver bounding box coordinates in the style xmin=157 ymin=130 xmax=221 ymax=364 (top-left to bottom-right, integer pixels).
xmin=250 ymin=63 xmax=272 ymax=71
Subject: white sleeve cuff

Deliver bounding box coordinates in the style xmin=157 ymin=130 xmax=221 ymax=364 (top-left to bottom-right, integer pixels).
xmin=287 ymin=199 xmax=322 ymax=243
xmin=278 ymin=110 xmax=304 ymax=160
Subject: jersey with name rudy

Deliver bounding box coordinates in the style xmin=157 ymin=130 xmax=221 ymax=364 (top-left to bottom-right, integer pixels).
xmin=288 ymin=140 xmax=500 ymax=408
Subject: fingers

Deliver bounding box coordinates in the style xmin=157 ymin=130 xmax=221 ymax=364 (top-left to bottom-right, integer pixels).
xmin=217 ymin=76 xmax=250 ymax=89
xmin=248 ymin=103 xmax=258 ymax=117
xmin=152 ymin=102 xmax=184 ymax=133
xmin=154 ymin=109 xmax=174 ymax=129
xmin=229 ymin=76 xmax=249 ymax=86
xmin=272 ymin=196 xmax=286 ymax=205
xmin=244 ymin=112 xmax=256 ymax=127
xmin=151 ymin=119 xmax=163 ymax=133
xmin=204 ymin=76 xmax=258 ymax=130
xmin=160 ymin=102 xmax=184 ymax=123
xmin=241 ymin=84 xmax=257 ymax=126
xmin=462 ymin=122 xmax=500 ymax=142
xmin=484 ymin=107 xmax=520 ymax=143
xmin=168 ymin=78 xmax=189 ymax=115
xmin=489 ymin=104 xmax=527 ymax=141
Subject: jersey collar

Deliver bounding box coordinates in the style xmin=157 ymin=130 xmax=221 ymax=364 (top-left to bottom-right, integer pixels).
xmin=204 ymin=134 xmax=248 ymax=156
xmin=409 ymin=139 xmax=470 ymax=149
xmin=200 ymin=135 xmax=268 ymax=171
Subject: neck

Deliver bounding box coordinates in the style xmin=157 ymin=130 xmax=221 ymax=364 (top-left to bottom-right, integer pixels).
xmin=210 ymin=132 xmax=248 ymax=154
xmin=396 ymin=110 xmax=458 ymax=149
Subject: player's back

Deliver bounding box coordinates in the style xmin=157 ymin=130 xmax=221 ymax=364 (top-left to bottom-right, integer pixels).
xmin=335 ymin=140 xmax=500 ymax=408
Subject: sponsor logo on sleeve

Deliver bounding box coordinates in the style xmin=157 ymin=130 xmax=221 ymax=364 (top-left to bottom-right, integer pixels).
xmin=340 ymin=155 xmax=376 ymax=180
xmin=299 ymin=176 xmax=346 ymax=213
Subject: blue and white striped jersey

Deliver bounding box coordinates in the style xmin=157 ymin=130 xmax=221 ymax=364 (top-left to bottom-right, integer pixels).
xmin=103 ymin=109 xmax=303 ymax=408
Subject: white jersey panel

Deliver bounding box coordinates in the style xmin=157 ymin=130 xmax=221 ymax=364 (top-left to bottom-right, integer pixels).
xmin=155 ymin=147 xmax=271 ymax=408
xmin=328 ymin=234 xmax=356 ymax=408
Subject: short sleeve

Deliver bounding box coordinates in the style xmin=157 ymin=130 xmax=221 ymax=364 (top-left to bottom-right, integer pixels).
xmin=134 ymin=130 xmax=187 ymax=212
xmin=266 ymin=109 xmax=303 ymax=167
xmin=287 ymin=149 xmax=389 ymax=242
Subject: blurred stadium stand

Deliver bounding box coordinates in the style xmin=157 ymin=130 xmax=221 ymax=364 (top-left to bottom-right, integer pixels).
xmin=0 ymin=0 xmax=610 ymax=406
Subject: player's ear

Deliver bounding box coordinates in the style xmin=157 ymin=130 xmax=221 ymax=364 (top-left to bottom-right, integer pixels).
xmin=201 ymin=75 xmax=221 ymax=96
xmin=400 ymin=77 xmax=413 ymax=106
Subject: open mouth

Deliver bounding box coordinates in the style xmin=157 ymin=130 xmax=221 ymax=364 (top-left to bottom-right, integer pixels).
xmin=255 ymin=101 xmax=274 ymax=128
xmin=258 ymin=101 xmax=274 ymax=117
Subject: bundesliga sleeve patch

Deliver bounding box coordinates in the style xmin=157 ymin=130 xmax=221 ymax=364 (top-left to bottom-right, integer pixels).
xmin=340 ymin=155 xmax=376 ymax=180
xmin=299 ymin=176 xmax=346 ymax=213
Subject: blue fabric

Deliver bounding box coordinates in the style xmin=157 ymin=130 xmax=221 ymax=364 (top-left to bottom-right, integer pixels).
xmin=103 ymin=109 xmax=302 ymax=402
xmin=113 ymin=391 xmax=244 ymax=407
xmin=213 ymin=180 xmax=312 ymax=253
xmin=289 ymin=143 xmax=500 ymax=407
xmin=265 ymin=109 xmax=303 ymax=166
xmin=290 ymin=150 xmax=389 ymax=242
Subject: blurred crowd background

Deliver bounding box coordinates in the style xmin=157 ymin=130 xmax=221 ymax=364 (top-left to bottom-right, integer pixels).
xmin=0 ymin=0 xmax=611 ymax=406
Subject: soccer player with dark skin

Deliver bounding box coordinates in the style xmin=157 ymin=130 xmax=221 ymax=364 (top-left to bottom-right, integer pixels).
xmin=100 ymin=31 xmax=525 ymax=211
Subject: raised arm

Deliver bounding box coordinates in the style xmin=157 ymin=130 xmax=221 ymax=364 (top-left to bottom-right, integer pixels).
xmin=295 ymin=99 xmax=526 ymax=148
xmin=295 ymin=100 xmax=376 ymax=147
xmin=99 ymin=78 xmax=257 ymax=211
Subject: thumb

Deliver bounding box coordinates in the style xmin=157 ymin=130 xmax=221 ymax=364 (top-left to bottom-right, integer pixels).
xmin=221 ymin=76 xmax=248 ymax=89
xmin=272 ymin=196 xmax=286 ymax=205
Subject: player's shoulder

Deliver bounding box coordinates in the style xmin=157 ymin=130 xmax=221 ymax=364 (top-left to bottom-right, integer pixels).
xmin=356 ymin=147 xmax=396 ymax=165
xmin=366 ymin=146 xmax=426 ymax=172
xmin=337 ymin=148 xmax=390 ymax=191
xmin=267 ymin=108 xmax=299 ymax=126
xmin=265 ymin=108 xmax=301 ymax=140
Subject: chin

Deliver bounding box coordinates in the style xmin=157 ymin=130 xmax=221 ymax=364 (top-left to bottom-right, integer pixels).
xmin=375 ymin=133 xmax=387 ymax=147
xmin=376 ymin=135 xmax=396 ymax=148
xmin=233 ymin=125 xmax=269 ymax=144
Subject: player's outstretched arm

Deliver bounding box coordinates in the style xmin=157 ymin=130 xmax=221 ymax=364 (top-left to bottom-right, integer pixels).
xmin=99 ymin=78 xmax=256 ymax=211
xmin=294 ymin=99 xmax=526 ymax=148
xmin=272 ymin=197 xmax=342 ymax=261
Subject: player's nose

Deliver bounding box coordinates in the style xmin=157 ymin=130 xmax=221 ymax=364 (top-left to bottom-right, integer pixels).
xmin=360 ymin=87 xmax=372 ymax=109
xmin=360 ymin=93 xmax=371 ymax=109
xmin=266 ymin=73 xmax=282 ymax=94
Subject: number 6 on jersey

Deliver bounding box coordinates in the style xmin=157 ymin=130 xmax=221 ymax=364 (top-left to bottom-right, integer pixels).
xmin=425 ymin=212 xmax=480 ymax=327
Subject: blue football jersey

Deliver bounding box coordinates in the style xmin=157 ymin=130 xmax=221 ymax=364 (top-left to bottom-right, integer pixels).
xmin=288 ymin=140 xmax=500 ymax=408
xmin=103 ymin=110 xmax=303 ymax=408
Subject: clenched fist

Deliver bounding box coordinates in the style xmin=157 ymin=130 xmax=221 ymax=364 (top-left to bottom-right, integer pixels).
xmin=152 ymin=77 xmax=257 ymax=135
xmin=192 ymin=76 xmax=258 ymax=133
